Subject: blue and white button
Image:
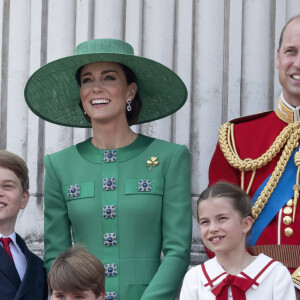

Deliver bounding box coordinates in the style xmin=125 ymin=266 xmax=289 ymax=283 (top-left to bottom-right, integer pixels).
xmin=138 ymin=179 xmax=152 ymax=192
xmin=103 ymin=178 xmax=117 ymax=191
xmin=103 ymin=205 xmax=116 ymax=219
xmin=105 ymin=264 xmax=118 ymax=277
xmin=104 ymin=150 xmax=117 ymax=163
xmin=67 ymin=184 xmax=80 ymax=198
xmin=105 ymin=292 xmax=117 ymax=300
xmin=104 ymin=233 xmax=117 ymax=247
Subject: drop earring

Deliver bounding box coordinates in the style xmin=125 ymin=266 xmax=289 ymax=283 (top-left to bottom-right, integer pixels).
xmin=126 ymin=99 xmax=132 ymax=112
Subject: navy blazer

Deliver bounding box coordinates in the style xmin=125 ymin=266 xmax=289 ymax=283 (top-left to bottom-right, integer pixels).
xmin=0 ymin=233 xmax=48 ymax=300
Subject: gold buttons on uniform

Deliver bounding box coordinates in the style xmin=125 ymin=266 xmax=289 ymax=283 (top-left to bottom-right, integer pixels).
xmin=284 ymin=227 xmax=294 ymax=237
xmin=282 ymin=199 xmax=295 ymax=237
xmin=283 ymin=206 xmax=293 ymax=215
xmin=283 ymin=216 xmax=292 ymax=225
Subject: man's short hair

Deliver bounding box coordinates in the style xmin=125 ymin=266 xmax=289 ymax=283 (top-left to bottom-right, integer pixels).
xmin=47 ymin=245 xmax=105 ymax=297
xmin=0 ymin=150 xmax=29 ymax=192
xmin=279 ymin=14 xmax=300 ymax=48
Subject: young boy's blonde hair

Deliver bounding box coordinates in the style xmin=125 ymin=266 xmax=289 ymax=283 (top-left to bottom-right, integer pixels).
xmin=0 ymin=150 xmax=29 ymax=192
xmin=47 ymin=245 xmax=105 ymax=297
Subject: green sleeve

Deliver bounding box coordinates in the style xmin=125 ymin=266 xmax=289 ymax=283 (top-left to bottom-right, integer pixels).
xmin=141 ymin=146 xmax=192 ymax=299
xmin=43 ymin=154 xmax=72 ymax=273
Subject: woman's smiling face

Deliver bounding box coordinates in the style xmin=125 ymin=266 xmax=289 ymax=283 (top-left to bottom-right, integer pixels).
xmin=79 ymin=61 xmax=136 ymax=125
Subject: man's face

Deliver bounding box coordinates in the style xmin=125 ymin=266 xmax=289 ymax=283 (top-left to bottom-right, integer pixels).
xmin=276 ymin=19 xmax=300 ymax=106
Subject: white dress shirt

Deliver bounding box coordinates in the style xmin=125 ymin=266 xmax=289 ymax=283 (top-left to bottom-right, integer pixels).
xmin=0 ymin=232 xmax=27 ymax=280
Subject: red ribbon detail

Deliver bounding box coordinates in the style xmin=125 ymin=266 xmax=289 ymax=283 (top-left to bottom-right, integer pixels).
xmin=211 ymin=274 xmax=255 ymax=300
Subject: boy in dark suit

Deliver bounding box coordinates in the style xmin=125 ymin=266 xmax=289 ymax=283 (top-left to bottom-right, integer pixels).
xmin=0 ymin=150 xmax=48 ymax=299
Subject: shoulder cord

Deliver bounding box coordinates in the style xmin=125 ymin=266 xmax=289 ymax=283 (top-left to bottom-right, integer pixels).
xmin=218 ymin=121 xmax=300 ymax=222
xmin=293 ymin=152 xmax=300 ymax=222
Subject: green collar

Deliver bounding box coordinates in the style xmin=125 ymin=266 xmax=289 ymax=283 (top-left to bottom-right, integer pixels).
xmin=76 ymin=134 xmax=154 ymax=163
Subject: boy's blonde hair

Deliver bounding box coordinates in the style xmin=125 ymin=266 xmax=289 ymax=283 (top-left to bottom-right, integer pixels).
xmin=48 ymin=245 xmax=105 ymax=297
xmin=0 ymin=150 xmax=29 ymax=192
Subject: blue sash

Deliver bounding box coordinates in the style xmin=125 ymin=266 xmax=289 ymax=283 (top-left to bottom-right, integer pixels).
xmin=248 ymin=147 xmax=298 ymax=245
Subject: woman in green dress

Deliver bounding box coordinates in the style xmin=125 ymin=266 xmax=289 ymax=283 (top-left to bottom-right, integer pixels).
xmin=25 ymin=39 xmax=192 ymax=300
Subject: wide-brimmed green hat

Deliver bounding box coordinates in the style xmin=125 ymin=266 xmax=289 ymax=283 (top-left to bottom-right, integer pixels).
xmin=24 ymin=38 xmax=187 ymax=127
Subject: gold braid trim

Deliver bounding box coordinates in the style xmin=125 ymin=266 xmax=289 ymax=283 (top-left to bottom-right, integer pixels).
xmin=293 ymin=152 xmax=300 ymax=222
xmin=219 ymin=122 xmax=300 ymax=171
xmin=252 ymin=130 xmax=299 ymax=220
xmin=218 ymin=121 xmax=300 ymax=221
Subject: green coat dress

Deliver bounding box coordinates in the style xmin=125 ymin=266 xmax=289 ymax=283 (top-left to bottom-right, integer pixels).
xmin=44 ymin=134 xmax=192 ymax=300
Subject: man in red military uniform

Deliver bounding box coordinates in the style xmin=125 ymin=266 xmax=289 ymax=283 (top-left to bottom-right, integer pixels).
xmin=209 ymin=15 xmax=300 ymax=297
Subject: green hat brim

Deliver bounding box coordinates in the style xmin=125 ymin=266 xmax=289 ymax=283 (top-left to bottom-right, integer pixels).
xmin=24 ymin=53 xmax=187 ymax=127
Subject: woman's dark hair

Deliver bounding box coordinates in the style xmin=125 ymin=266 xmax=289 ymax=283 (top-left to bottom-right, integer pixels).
xmin=197 ymin=181 xmax=253 ymax=222
xmin=77 ymin=63 xmax=142 ymax=126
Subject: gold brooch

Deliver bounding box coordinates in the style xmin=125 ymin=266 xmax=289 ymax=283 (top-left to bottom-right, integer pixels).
xmin=147 ymin=157 xmax=158 ymax=171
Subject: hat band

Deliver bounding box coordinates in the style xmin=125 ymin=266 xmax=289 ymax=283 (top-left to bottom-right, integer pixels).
xmin=75 ymin=39 xmax=134 ymax=56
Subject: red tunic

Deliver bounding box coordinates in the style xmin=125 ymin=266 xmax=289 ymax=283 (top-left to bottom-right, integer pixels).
xmin=209 ymin=111 xmax=299 ymax=254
